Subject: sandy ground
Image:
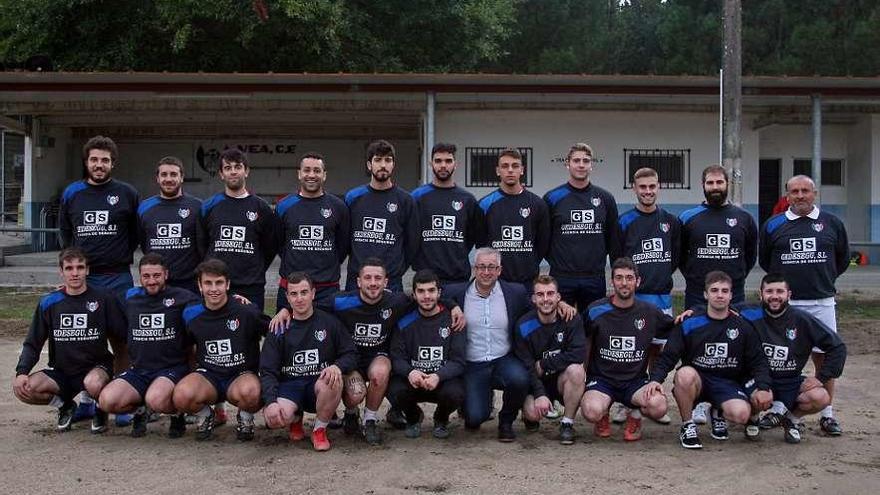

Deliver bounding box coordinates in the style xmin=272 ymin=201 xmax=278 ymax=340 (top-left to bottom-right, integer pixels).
xmin=1 ymin=327 xmax=879 ymax=495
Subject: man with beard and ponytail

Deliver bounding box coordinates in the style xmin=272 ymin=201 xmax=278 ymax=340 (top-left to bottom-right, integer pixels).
xmin=735 ymin=273 xmax=846 ymax=443
xmin=137 ymin=156 xmax=207 ymax=294
xmin=344 ymin=140 xmax=419 ymax=292
xmin=98 ymin=253 xmax=200 ymax=438
xmin=412 ymin=143 xmax=482 ymax=289
xmin=201 ymin=148 xmax=279 ymax=311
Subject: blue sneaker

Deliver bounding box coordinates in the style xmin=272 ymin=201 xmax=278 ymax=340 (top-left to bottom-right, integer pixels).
xmin=115 ymin=413 xmax=133 ymax=427
xmin=71 ymin=401 xmax=96 ymax=423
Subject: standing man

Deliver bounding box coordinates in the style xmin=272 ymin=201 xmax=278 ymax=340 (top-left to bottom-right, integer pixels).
xmin=260 ymin=272 xmax=357 ymax=451
xmin=617 ymin=167 xmax=681 ymax=316
xmin=13 ymin=248 xmax=127 ymax=434
xmin=60 ymin=135 xmax=139 ymax=298
xmin=759 ymin=174 xmax=849 ymax=435
xmin=580 ymin=258 xmax=674 ymax=442
xmin=201 ymin=148 xmax=279 ymax=311
xmin=345 ymin=140 xmax=419 ymax=292
xmin=173 ymin=259 xmax=268 ymax=442
xmin=276 ymin=152 xmax=350 ymax=309
xmin=515 ymin=275 xmax=586 ymax=445
xmin=647 ymin=271 xmax=772 ymax=449
xmin=544 ymin=143 xmax=619 ymax=309
xmin=478 ymin=148 xmax=550 ymax=290
xmin=412 ymin=143 xmax=483 ymax=289
xmin=389 ymin=270 xmax=466 ymax=439
xmin=98 ymin=253 xmax=200 ymax=438
xmin=137 ymin=156 xmax=206 ymax=294
xmin=679 ymin=164 xmax=757 ymax=309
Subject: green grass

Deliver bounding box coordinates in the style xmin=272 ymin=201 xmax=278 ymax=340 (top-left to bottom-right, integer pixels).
xmin=0 ymin=288 xmax=42 ymax=320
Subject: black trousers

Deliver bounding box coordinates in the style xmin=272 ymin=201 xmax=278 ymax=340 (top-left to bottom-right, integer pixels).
xmin=389 ymin=375 xmax=465 ymax=424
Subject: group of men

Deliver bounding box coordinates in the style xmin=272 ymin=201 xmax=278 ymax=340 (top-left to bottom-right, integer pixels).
xmin=12 ymin=135 xmax=850 ymax=450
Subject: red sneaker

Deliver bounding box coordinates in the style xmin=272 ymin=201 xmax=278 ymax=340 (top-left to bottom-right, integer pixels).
xmin=594 ymin=413 xmax=612 ymax=438
xmin=214 ymin=405 xmax=228 ymax=426
xmin=288 ymin=419 xmax=305 ymax=442
xmin=623 ymin=416 xmax=642 ymax=442
xmin=311 ymin=427 xmax=331 ymax=451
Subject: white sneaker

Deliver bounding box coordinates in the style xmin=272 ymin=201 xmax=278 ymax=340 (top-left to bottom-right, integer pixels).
xmin=545 ymin=401 xmax=563 ymax=420
xmin=610 ymin=403 xmax=630 ymax=424
xmin=692 ymin=402 xmax=709 ymax=425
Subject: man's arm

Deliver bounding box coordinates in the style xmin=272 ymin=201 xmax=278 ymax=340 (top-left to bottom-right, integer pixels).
xmin=436 ymin=327 xmax=466 ymax=382
xmin=541 ymin=317 xmax=586 ymax=373
xmin=58 ymin=196 xmax=73 ymax=248
xmin=834 ymin=217 xmax=850 ymax=278
xmin=744 ymin=327 xmax=772 ymax=391
xmin=648 ymin=325 xmax=684 ymax=384
xmin=604 ymin=196 xmax=621 ymax=265
xmin=390 ymin=326 xmax=413 ymax=379
xmin=758 ymin=220 xmax=772 ymax=273
xmin=336 ymin=202 xmax=352 ymax=264
xmin=258 ymin=334 xmax=283 ymax=404
xmin=260 ymin=202 xmax=280 ymax=270
xmin=331 ymin=317 xmax=358 ymax=375
xmin=807 ymin=315 xmax=847 ymax=383
xmin=744 ymin=213 xmax=758 ymax=273
xmin=402 ymin=195 xmax=421 ymax=271
xmin=513 ymin=324 xmax=545 ymax=398
xmin=15 ymin=303 xmax=50 ymax=376
xmin=534 ymin=199 xmax=551 ymax=262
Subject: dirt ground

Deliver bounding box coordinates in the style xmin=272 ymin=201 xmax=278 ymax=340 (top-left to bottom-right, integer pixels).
xmin=1 ymin=324 xmax=879 ymax=495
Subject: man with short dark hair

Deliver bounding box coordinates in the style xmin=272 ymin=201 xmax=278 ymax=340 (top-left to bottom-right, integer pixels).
xmin=344 ymin=140 xmax=419 ymax=292
xmin=137 ymin=156 xmax=206 ymax=294
xmin=13 ymin=248 xmax=127 ymax=434
xmin=173 ymin=259 xmax=268 ymax=442
xmin=201 ymin=148 xmax=279 ymax=310
xmin=412 ymin=143 xmax=482 ymax=288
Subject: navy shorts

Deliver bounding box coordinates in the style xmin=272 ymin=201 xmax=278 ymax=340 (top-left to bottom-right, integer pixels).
xmin=118 ymin=364 xmax=190 ymax=399
xmin=694 ymin=371 xmax=750 ymax=407
xmin=746 ymin=375 xmax=804 ymax=411
xmin=541 ymin=375 xmax=564 ymax=403
xmin=196 ymin=369 xmax=250 ymax=403
xmin=41 ymin=363 xmax=112 ymax=402
xmin=277 ymin=377 xmax=319 ymax=413
xmin=586 ymin=376 xmax=649 ymax=409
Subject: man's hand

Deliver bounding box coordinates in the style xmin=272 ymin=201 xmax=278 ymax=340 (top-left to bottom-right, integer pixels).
xmin=320 ymin=365 xmax=342 ymax=388
xmin=750 ymin=389 xmax=773 ymax=411
xmin=533 ymin=395 xmax=552 ymax=417
xmin=450 ymin=306 xmax=465 ymax=332
xmin=674 ymin=309 xmax=694 ymax=325
xmin=557 ymin=301 xmax=577 ymax=322
xmin=642 ymin=381 xmax=665 ymax=403
xmin=263 ymin=402 xmax=282 ymax=426
xmin=408 ymin=370 xmax=426 ymax=388
xmin=269 ymin=308 xmax=291 ymax=335
xmin=12 ymin=374 xmax=30 ymax=401
xmin=535 ymin=361 xmax=544 ymax=377
xmin=422 ymin=374 xmax=441 ymax=391
xmin=232 ymin=294 xmax=252 ymax=305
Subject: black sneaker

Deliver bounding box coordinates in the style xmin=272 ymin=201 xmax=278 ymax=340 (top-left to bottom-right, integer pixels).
xmin=432 ymin=422 xmax=451 ymax=439
xmin=782 ymin=417 xmax=802 ymax=444
xmin=386 ymin=407 xmax=408 ymax=430
xmin=559 ymin=422 xmax=576 ymax=445
xmin=363 ymin=419 xmax=383 ymax=445
xmin=498 ymin=422 xmax=516 ymax=442
xmin=758 ymin=412 xmax=784 ymax=430
xmin=744 ymin=419 xmax=761 ymax=441
xmin=195 ymin=409 xmax=215 ymax=441
xmin=130 ymin=408 xmax=148 ymax=438
xmin=91 ymin=408 xmax=108 ymax=434
xmin=523 ymin=419 xmax=540 ymax=433
xmin=168 ymin=413 xmax=186 ymax=438
xmin=343 ymin=410 xmax=360 ymax=436
xmin=819 ymin=417 xmax=842 ymax=436
xmin=57 ymin=401 xmax=76 ymax=431
xmin=328 ymin=412 xmax=343 ymax=430
xmin=679 ymin=422 xmax=702 ymax=449
xmin=710 ymin=410 xmax=729 ymax=441
xmin=235 ymin=412 xmax=255 ymax=441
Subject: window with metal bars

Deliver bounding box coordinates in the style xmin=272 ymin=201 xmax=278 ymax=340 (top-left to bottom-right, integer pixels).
xmin=624 ymin=149 xmax=690 ymax=189
xmin=465 ymin=147 xmax=533 ymax=187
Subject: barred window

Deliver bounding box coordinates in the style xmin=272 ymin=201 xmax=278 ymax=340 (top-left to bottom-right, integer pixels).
xmin=624 ymin=149 xmax=690 ymax=189
xmin=465 ymin=147 xmax=533 ymax=187
xmin=792 ymin=159 xmax=844 ymax=186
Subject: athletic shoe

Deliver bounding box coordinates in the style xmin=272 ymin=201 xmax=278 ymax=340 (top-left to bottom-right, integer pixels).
xmin=545 ymin=401 xmax=563 ymax=419
xmin=168 ymin=414 xmax=186 ymax=438
xmin=311 ymin=427 xmax=331 ymax=451
xmin=783 ymin=418 xmax=802 ymax=444
xmin=692 ymin=402 xmax=708 ymax=424
xmin=71 ymin=400 xmax=95 ymax=423
xmin=343 ymin=410 xmax=360 ymax=436
xmin=114 ymin=413 xmax=132 ymax=427
xmin=610 ymin=403 xmax=629 ymax=424
xmin=363 ymin=419 xmax=382 ymax=445
xmin=819 ymin=417 xmax=842 ymax=436
xmin=623 ymin=416 xmax=643 ymax=442
xmin=710 ymin=410 xmax=729 ymax=440
xmin=758 ymin=412 xmax=784 ymax=430
xmin=593 ymin=413 xmax=611 ymax=438
xmin=679 ymin=422 xmax=702 ymax=449
xmin=214 ymin=404 xmax=228 ymax=426
xmin=57 ymin=401 xmax=76 ymax=431
xmin=523 ymin=419 xmax=540 ymax=433
xmin=405 ymin=422 xmax=422 ymax=439
xmin=559 ymin=422 xmax=576 ymax=445
xmin=195 ymin=409 xmax=216 ymax=441
xmin=652 ymin=413 xmax=672 ymax=425
xmin=497 ymin=423 xmax=516 ymax=442
xmin=432 ymin=422 xmax=451 ymax=439
xmin=130 ymin=409 xmax=148 ymax=438
xmin=744 ymin=419 xmax=761 ymax=441
xmin=288 ymin=419 xmax=305 ymax=442
xmin=91 ymin=408 xmax=109 ymax=434
xmin=386 ymin=407 xmax=409 ymax=430
xmin=236 ymin=412 xmax=255 ymax=441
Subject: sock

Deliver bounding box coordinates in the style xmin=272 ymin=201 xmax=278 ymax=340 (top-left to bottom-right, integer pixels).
xmin=314 ymin=419 xmax=329 ymax=431
xmin=770 ymin=400 xmax=787 ymax=415
xmin=561 ymin=417 xmax=574 ymax=425
xmin=345 ymin=407 xmax=358 ymax=415
xmin=630 ymin=409 xmax=642 ymax=420
xmin=239 ymin=411 xmax=254 ymax=421
xmin=196 ymin=406 xmax=212 ymax=418
xmin=49 ymin=395 xmax=65 ymax=408
xmin=78 ymin=391 xmax=94 ymax=404
xmin=363 ymin=408 xmax=378 ymax=423
xmin=821 ymin=405 xmax=833 ymax=419
xmin=682 ymin=419 xmax=694 ymax=426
